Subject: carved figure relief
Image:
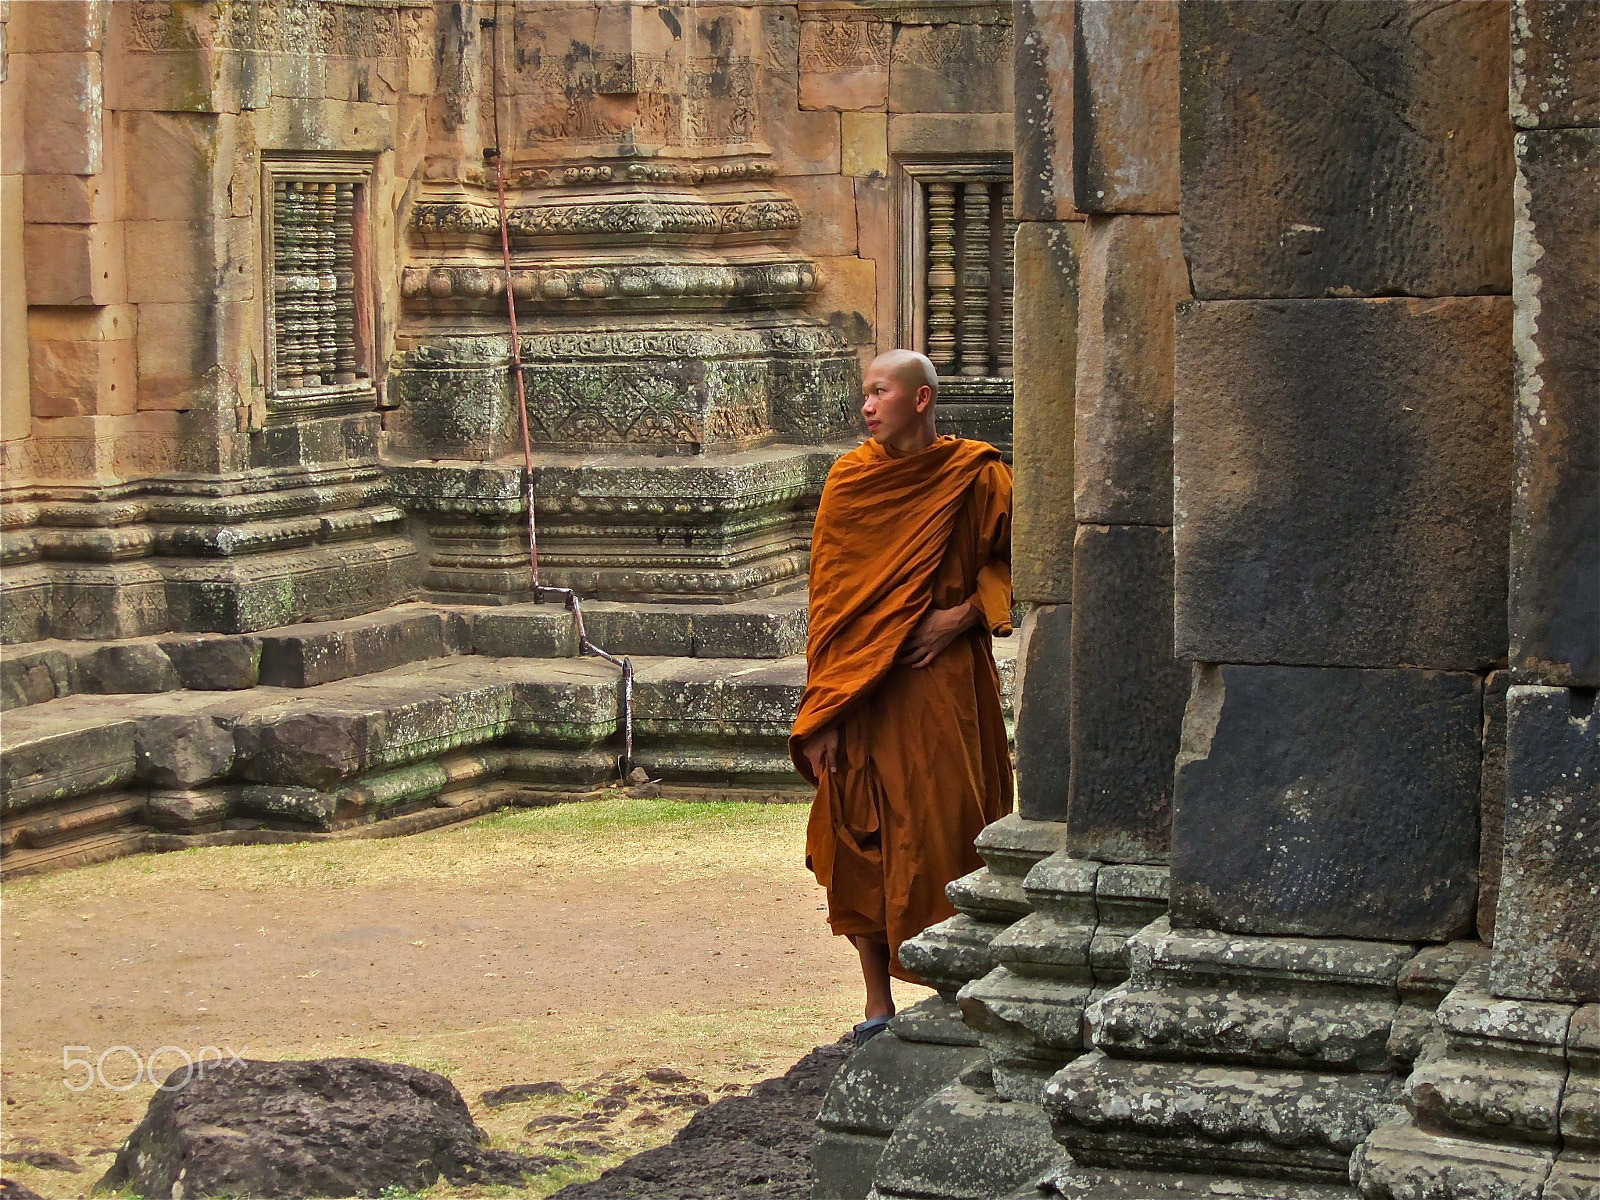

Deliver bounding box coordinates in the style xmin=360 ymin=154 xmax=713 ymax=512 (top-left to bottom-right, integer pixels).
xmin=799 ymin=17 xmax=892 ymax=72
xmin=124 ymin=0 xmax=416 ymax=55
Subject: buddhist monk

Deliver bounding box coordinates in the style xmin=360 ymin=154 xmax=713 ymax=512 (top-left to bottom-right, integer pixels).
xmin=792 ymin=348 xmax=1014 ymax=1045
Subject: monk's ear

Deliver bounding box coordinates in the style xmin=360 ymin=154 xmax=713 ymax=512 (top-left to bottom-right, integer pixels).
xmin=915 ymin=385 xmax=933 ymax=413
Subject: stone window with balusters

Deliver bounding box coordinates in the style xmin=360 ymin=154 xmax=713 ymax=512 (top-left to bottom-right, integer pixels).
xmin=263 ymin=158 xmax=376 ymax=416
xmin=897 ymin=157 xmax=1016 ymax=454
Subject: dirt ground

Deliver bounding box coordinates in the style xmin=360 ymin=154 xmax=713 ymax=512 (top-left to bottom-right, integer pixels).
xmin=0 ymin=796 xmax=927 ymax=1198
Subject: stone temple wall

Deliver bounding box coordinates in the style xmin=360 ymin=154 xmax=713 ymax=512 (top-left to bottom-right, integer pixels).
xmin=815 ymin=3 xmax=1598 ymax=1199
xmin=0 ymin=0 xmax=1018 ymax=640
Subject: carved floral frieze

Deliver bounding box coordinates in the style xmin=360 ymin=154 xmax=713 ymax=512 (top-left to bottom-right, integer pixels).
xmin=410 ymin=198 xmax=802 ymax=243
xmin=124 ymin=0 xmax=429 ymax=56
xmin=399 ymin=260 xmax=823 ymax=311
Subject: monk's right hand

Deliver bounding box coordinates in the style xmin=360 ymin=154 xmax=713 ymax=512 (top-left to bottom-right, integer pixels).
xmin=803 ymin=726 xmax=841 ymax=776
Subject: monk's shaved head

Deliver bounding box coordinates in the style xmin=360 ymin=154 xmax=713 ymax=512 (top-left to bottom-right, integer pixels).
xmin=871 ymin=349 xmax=939 ymax=402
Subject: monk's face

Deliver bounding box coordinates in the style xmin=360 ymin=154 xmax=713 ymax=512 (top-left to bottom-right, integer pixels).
xmin=860 ymin=357 xmax=931 ymax=444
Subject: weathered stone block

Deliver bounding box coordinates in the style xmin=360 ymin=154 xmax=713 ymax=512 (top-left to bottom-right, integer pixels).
xmin=134 ymin=715 xmax=235 ymax=789
xmin=812 ymin=1129 xmax=886 ymax=1200
xmin=0 ymin=721 xmax=136 ymax=811
xmin=900 ymin=914 xmax=1005 ymax=995
xmin=470 ymin=606 xmax=579 ymax=660
xmin=690 ymin=597 xmax=808 ymax=659
xmin=888 ymin=112 xmax=1011 ymax=157
xmin=144 ymin=789 xmax=229 ymax=832
xmin=1174 ymin=297 xmax=1512 ymax=670
xmin=155 ymin=634 xmax=261 ymax=691
xmin=1351 ymin=1121 xmax=1557 ymax=1200
xmin=1075 ymin=215 xmax=1186 ymax=524
xmin=874 ymin=1081 xmax=1065 ymax=1200
xmin=1013 ymin=0 xmax=1078 ymax=221
xmin=889 ymin=20 xmax=1013 ymax=115
xmin=22 ymin=51 xmax=103 ymax=176
xmin=1511 ymin=0 xmax=1600 ymax=128
xmin=1491 ymin=685 xmax=1600 ymax=1002
xmin=24 ymin=221 xmax=125 ymax=306
xmin=79 ymin=642 xmax=181 ymax=694
xmin=1510 ymin=127 xmax=1599 ymax=687
xmin=1068 ymin=526 xmax=1185 ymax=864
xmin=257 ymin=611 xmax=451 ymax=688
xmin=0 ymin=648 xmax=65 ymax=710
xmin=1012 ymin=221 xmax=1082 ymax=604
xmin=816 ymin=1031 xmax=984 ymax=1138
xmin=1478 ymin=672 xmax=1509 ymax=944
xmin=841 ymin=111 xmax=888 ymax=179
xmin=799 ymin=14 xmax=889 ymax=111
xmin=1048 ymin=1049 xmax=1403 ymax=1180
xmin=1073 ymin=1 xmax=1180 ymax=214
xmin=1171 ymin=665 xmax=1482 ymax=941
xmin=1180 ymin=0 xmax=1512 ymax=299
xmin=1013 ymin=604 xmax=1071 ymax=822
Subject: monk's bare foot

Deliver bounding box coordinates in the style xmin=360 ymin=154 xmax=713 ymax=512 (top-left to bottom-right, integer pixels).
xmin=851 ymin=935 xmax=895 ymax=1022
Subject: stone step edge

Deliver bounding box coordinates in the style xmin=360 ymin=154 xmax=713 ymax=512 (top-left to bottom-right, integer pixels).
xmin=0 ymin=594 xmax=820 ymax=710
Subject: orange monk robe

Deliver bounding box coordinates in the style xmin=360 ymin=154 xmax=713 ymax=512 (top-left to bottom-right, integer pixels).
xmin=791 ymin=436 xmax=1014 ymax=983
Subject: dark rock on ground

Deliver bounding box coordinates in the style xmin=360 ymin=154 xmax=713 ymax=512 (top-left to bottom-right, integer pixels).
xmin=97 ymin=1057 xmax=555 ymax=1199
xmin=0 ymin=1150 xmax=81 ymax=1173
xmin=549 ymin=1042 xmax=853 ymax=1200
xmin=0 ymin=1179 xmax=45 ymax=1200
xmin=483 ymin=1080 xmax=571 ymax=1107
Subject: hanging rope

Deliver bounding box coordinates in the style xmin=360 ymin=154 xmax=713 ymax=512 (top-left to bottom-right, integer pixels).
xmin=485 ymin=5 xmax=634 ymax=778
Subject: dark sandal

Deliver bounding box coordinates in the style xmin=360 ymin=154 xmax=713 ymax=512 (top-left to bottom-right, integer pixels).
xmin=849 ymin=1017 xmax=891 ymax=1047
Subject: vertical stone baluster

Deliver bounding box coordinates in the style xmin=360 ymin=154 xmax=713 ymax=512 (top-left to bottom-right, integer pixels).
xmin=278 ymin=181 xmax=309 ymax=390
xmin=997 ymin=180 xmax=1016 ymax=378
xmin=960 ymin=180 xmax=991 ymax=376
xmin=926 ymin=181 xmax=959 ymax=373
xmin=333 ymin=182 xmax=358 ymax=384
xmin=272 ymin=179 xmax=294 ymax=390
xmin=316 ymin=182 xmax=339 ymax=385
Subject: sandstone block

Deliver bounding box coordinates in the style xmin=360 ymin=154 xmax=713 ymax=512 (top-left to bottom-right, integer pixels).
xmin=124 ymin=219 xmax=207 ymax=305
xmin=816 ymin=1031 xmax=984 ymax=1138
xmin=1511 ymin=0 xmax=1600 ymax=128
xmin=22 ymin=51 xmax=102 ymax=175
xmin=1068 ymin=525 xmax=1184 ymax=864
xmin=1014 ymin=604 xmax=1071 ymax=822
xmin=1180 ymin=0 xmax=1512 ymax=298
xmin=24 ymin=173 xmax=114 ymax=224
xmin=134 ymin=714 xmax=236 ymax=789
xmin=690 ymin=598 xmax=807 ymax=659
xmin=812 ymin=254 xmax=876 ymax=347
xmin=24 ymin=222 xmax=125 ymax=306
xmin=27 ymin=326 xmax=136 ymax=417
xmin=1012 ymin=221 xmax=1082 ymax=604
xmin=133 ymin=302 xmax=215 ymax=411
xmin=1013 ymin=0 xmax=1078 ymax=221
xmin=257 ymin=611 xmax=452 ymax=688
xmin=1174 ymin=297 xmax=1512 ymax=670
xmin=1510 ymin=128 xmax=1599 ymax=686
xmin=144 ymin=789 xmax=229 ymax=832
xmin=1073 ymin=0 xmax=1180 ymax=213
xmin=1171 ymin=665 xmax=1482 ymax=941
xmin=1547 ymin=1154 xmax=1600 ymax=1200
xmin=233 ymin=709 xmax=372 ymax=791
xmin=841 ymin=111 xmax=888 ymax=179
xmin=79 ymin=642 xmax=181 ymax=694
xmin=799 ymin=14 xmax=888 ymax=112
xmin=0 ymin=721 xmax=136 ymax=811
xmin=888 ymin=112 xmax=1010 ymax=156
xmin=1478 ymin=672 xmax=1509 ymax=944
xmin=1074 ymin=214 xmax=1186 ymax=524
xmin=117 ymin=110 xmax=216 ymax=223
xmin=782 ymin=174 xmax=858 ymax=258
xmin=0 ymin=649 xmax=65 ymax=710
xmin=572 ymin=604 xmax=690 ymax=659
xmin=888 ymin=20 xmax=1013 ymax=115
xmin=157 ymin=633 xmax=260 ymax=691
xmin=470 ymin=606 xmax=579 ymax=659
xmin=1490 ymin=685 xmax=1600 ymax=1002
xmin=13 ymin=1 xmax=108 ymax=53
xmin=1047 ymin=1049 xmax=1403 ymax=1179
xmin=874 ymin=1080 xmax=1065 ymax=1200
xmin=1351 ymin=1121 xmax=1556 ymax=1200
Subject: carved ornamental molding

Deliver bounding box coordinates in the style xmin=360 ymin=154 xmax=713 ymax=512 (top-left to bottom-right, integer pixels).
xmin=410 ymin=197 xmax=803 ymax=244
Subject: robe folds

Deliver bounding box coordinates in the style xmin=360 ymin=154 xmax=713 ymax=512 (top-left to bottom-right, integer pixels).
xmin=792 ymin=435 xmax=1015 ymax=983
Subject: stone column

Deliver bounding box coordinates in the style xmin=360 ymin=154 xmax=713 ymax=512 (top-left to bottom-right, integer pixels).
xmin=1354 ymin=5 xmax=1598 ymax=1196
xmin=1046 ymin=1 xmax=1517 ymax=1190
